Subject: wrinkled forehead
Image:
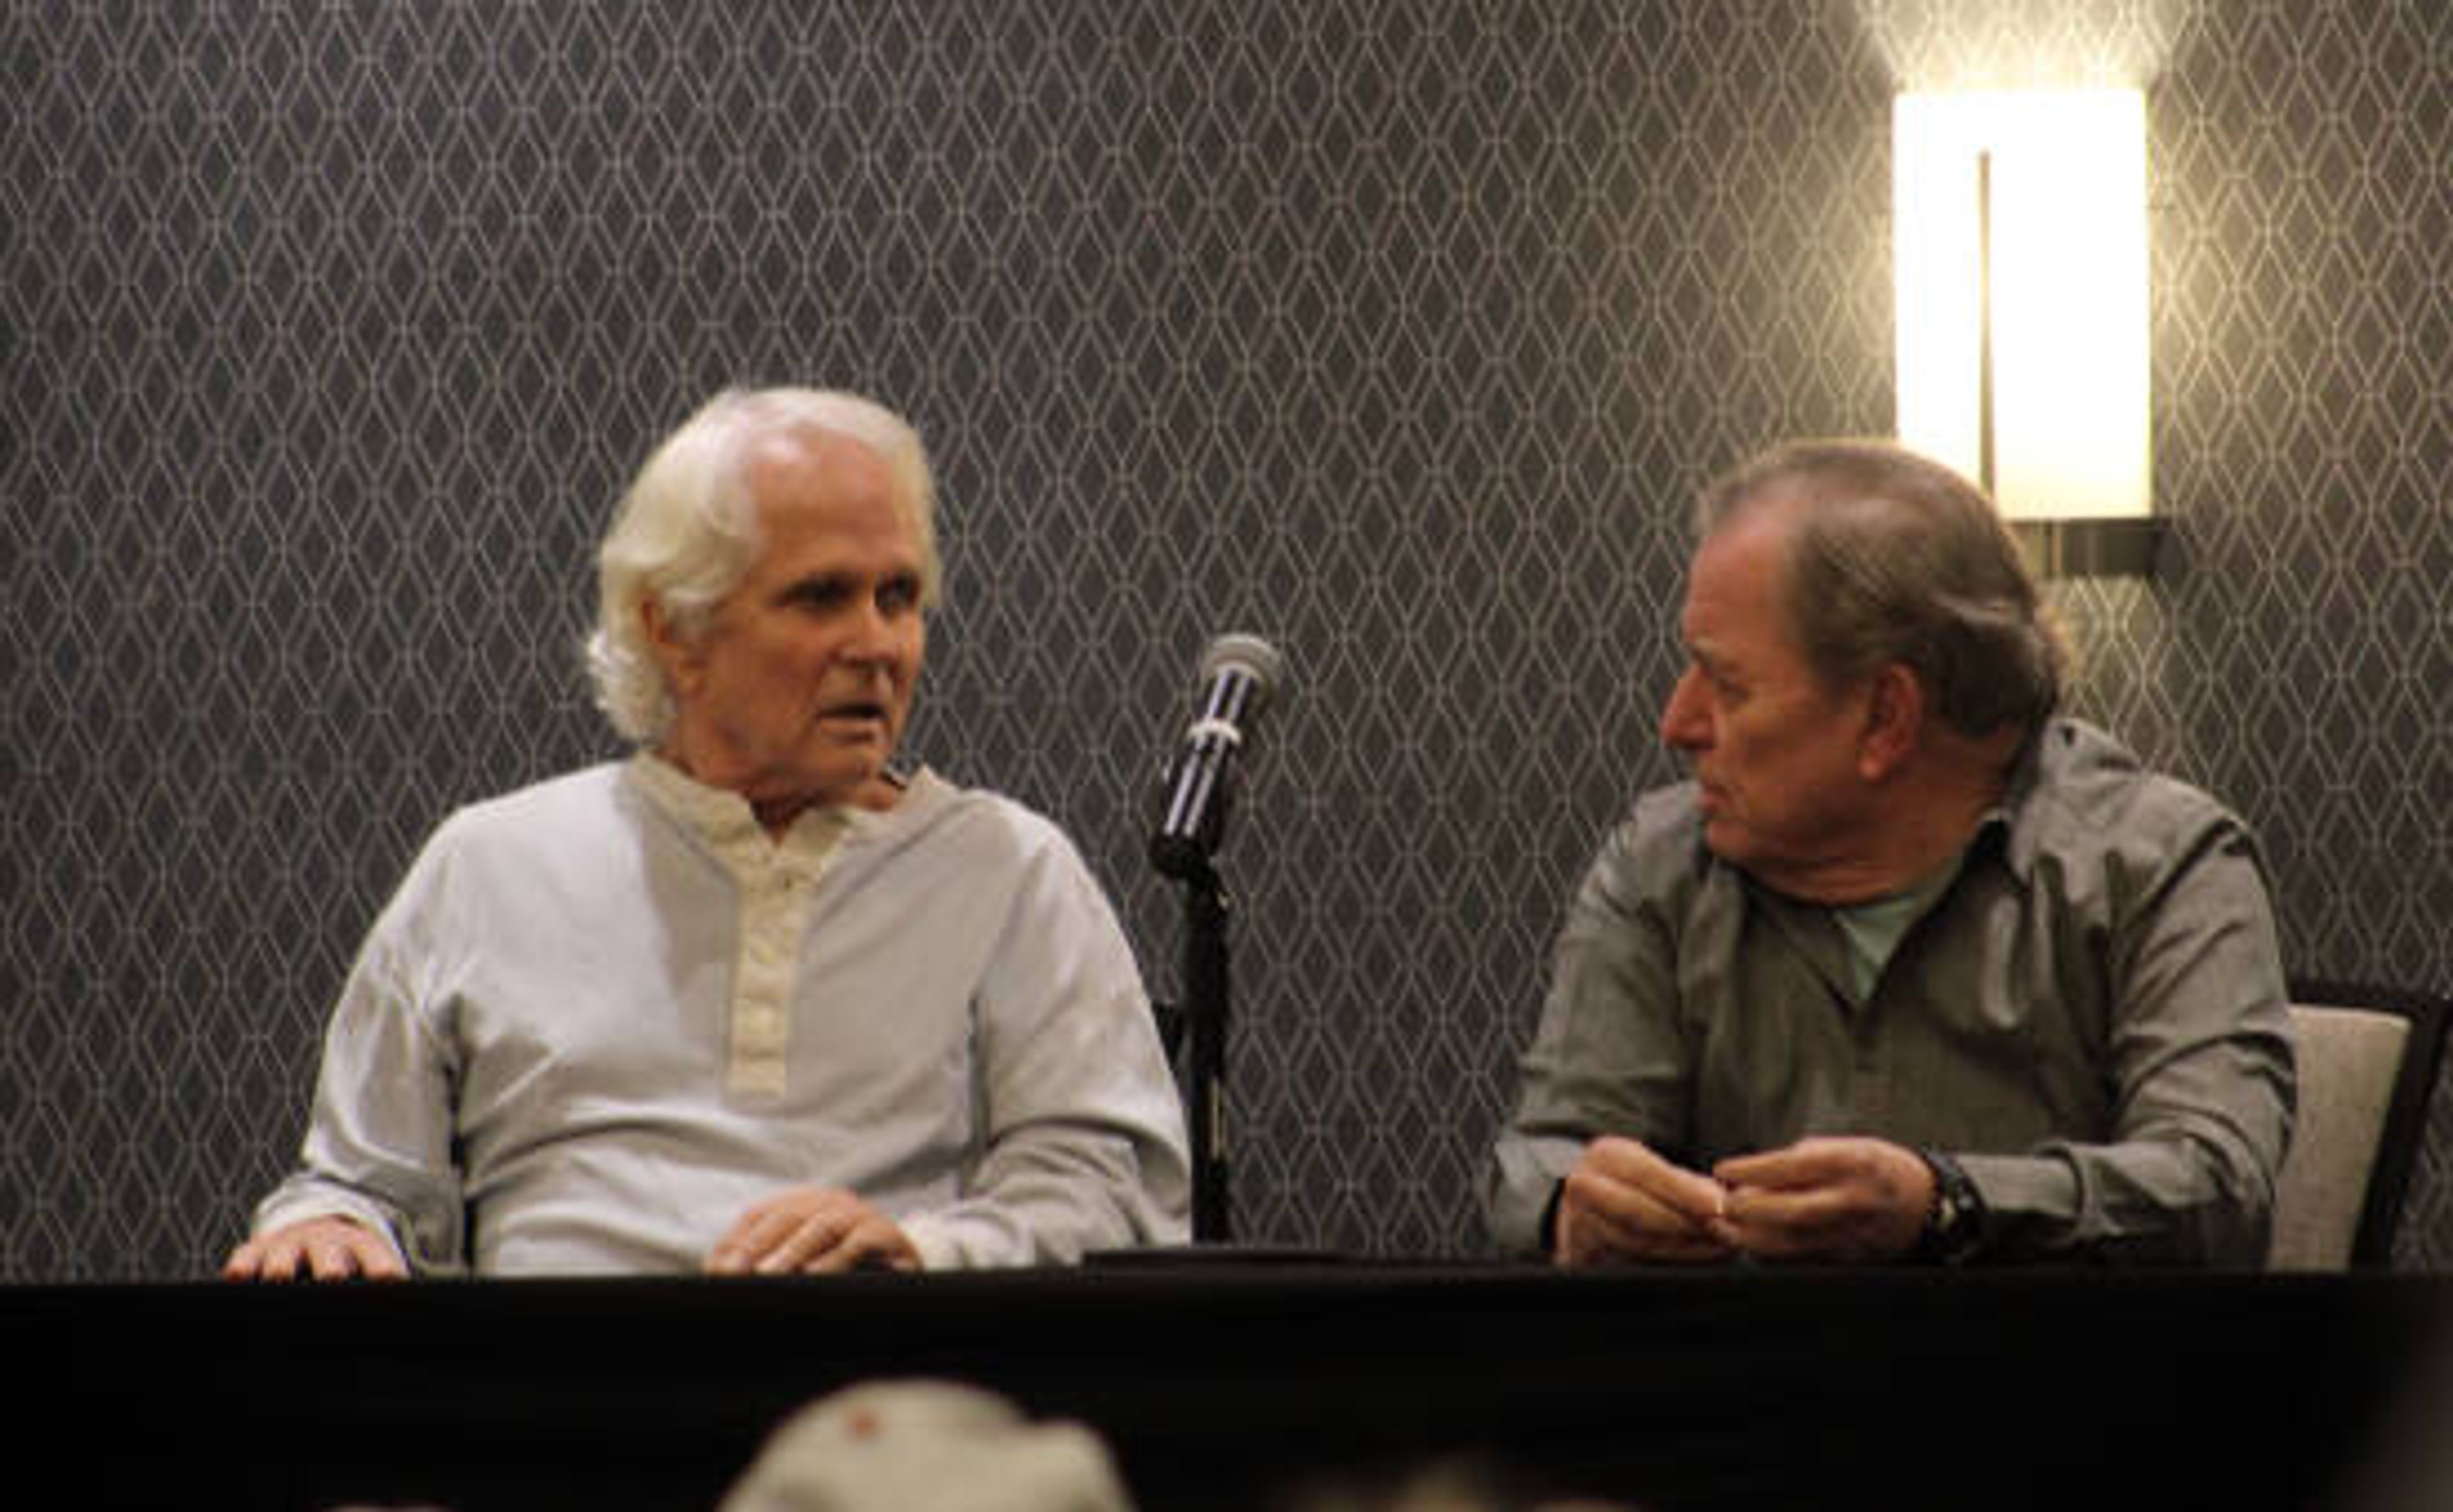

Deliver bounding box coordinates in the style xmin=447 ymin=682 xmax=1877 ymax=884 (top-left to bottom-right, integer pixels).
xmin=740 ymin=426 xmax=918 ymax=534
xmin=1685 ymin=501 xmax=1816 ymax=658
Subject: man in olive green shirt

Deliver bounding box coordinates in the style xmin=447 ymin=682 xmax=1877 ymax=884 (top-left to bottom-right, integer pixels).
xmin=1485 ymin=440 xmax=2294 ymax=1267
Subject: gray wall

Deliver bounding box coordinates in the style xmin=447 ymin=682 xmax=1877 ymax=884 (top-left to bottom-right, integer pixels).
xmin=6 ymin=1 xmax=2450 ymax=1278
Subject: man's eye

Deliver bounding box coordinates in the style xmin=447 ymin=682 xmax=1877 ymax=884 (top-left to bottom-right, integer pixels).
xmin=1687 ymin=658 xmax=1734 ymax=699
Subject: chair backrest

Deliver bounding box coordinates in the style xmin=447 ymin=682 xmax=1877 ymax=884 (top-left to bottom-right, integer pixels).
xmin=2267 ymin=981 xmax=2451 ymax=1271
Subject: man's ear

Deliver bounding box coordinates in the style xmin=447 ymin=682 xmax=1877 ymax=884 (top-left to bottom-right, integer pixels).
xmin=1858 ymin=662 xmax=1923 ymax=781
xmin=639 ymin=596 xmax=699 ymax=694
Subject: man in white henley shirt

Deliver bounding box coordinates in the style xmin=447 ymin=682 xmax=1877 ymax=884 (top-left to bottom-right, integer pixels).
xmin=225 ymin=388 xmax=1190 ymax=1278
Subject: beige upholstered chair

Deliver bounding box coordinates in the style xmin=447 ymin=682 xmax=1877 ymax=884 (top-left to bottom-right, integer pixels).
xmin=2266 ymin=983 xmax=2449 ymax=1271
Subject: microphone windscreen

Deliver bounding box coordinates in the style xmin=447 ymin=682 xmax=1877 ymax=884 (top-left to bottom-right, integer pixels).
xmin=1199 ymin=633 xmax=1284 ymax=706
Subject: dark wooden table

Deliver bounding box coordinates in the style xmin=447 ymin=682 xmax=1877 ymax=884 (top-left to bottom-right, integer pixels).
xmin=17 ymin=1263 xmax=2449 ymax=1511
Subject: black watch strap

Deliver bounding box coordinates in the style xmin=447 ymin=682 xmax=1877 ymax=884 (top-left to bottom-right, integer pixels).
xmin=1914 ymin=1149 xmax=1987 ymax=1265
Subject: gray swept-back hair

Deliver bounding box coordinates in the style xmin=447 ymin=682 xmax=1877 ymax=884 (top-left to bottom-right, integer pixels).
xmin=1695 ymin=438 xmax=2068 ymax=738
xmin=586 ymin=388 xmax=940 ymax=744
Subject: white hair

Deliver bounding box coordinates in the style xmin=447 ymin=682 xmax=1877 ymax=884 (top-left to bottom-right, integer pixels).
xmin=585 ymin=388 xmax=940 ymax=744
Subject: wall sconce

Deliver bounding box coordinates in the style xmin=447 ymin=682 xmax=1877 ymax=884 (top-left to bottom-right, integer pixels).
xmin=1893 ymin=89 xmax=2160 ymax=576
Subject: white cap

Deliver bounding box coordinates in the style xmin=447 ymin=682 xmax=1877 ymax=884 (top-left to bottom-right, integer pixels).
xmin=719 ymin=1379 xmax=1137 ymax=1512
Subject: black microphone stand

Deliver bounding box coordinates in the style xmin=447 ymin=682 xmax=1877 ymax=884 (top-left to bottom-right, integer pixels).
xmin=1175 ymin=850 xmax=1233 ymax=1242
xmin=1135 ymin=852 xmax=1338 ymax=1266
xmin=1117 ymin=632 xmax=1336 ymax=1265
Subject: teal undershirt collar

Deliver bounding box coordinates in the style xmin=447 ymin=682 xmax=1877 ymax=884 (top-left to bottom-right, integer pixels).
xmin=1832 ymin=849 xmax=1969 ymax=999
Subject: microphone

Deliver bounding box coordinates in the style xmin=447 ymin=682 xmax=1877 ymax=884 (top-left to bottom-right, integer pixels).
xmin=1150 ymin=633 xmax=1283 ymax=881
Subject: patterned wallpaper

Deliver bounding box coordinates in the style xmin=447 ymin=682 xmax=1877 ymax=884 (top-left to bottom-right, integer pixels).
xmin=4 ymin=1 xmax=2449 ymax=1279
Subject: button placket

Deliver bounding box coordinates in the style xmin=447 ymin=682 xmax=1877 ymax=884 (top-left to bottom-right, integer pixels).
xmin=721 ymin=818 xmax=842 ymax=1099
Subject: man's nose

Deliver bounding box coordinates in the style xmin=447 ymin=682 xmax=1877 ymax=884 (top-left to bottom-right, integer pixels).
xmin=841 ymin=597 xmax=897 ymax=661
xmin=1660 ymin=668 xmax=1708 ymax=749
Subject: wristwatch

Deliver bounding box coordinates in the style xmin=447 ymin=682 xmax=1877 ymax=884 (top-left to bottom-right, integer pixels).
xmin=1914 ymin=1149 xmax=1986 ymax=1265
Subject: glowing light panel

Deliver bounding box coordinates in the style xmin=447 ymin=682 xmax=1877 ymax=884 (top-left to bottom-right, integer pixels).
xmin=1894 ymin=89 xmax=2151 ymax=520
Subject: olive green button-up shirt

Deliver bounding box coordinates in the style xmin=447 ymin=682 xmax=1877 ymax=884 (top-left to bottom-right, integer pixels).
xmin=1486 ymin=719 xmax=2295 ymax=1266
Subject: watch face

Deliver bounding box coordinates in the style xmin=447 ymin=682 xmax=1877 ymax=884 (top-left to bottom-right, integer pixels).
xmin=1920 ymin=1152 xmax=1982 ymax=1262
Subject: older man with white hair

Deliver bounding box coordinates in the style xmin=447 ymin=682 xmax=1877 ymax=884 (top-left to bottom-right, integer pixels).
xmin=227 ymin=388 xmax=1189 ymax=1279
